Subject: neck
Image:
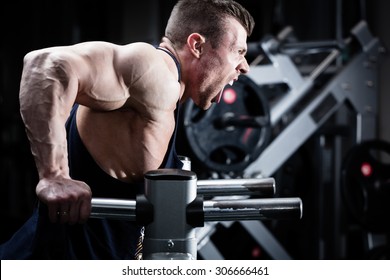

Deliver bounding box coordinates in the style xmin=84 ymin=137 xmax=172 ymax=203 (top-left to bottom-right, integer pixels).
xmin=159 ymin=37 xmax=179 ymax=57
xmin=159 ymin=37 xmax=189 ymax=104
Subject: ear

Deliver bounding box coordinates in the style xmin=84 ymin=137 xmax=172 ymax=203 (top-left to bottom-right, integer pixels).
xmin=186 ymin=33 xmax=206 ymax=58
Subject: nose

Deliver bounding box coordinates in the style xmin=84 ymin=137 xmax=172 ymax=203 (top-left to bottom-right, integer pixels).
xmin=237 ymin=58 xmax=250 ymax=74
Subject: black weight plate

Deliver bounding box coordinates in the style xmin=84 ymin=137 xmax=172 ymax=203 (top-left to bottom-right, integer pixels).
xmin=341 ymin=140 xmax=390 ymax=233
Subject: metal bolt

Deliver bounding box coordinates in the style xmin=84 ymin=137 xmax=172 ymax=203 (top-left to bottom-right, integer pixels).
xmin=167 ymin=240 xmax=174 ymax=250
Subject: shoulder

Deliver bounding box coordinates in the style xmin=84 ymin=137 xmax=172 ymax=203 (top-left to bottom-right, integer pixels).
xmin=114 ymin=43 xmax=158 ymax=61
xmin=117 ymin=44 xmax=181 ymax=114
xmin=115 ymin=43 xmax=179 ymax=87
xmin=114 ymin=43 xmax=164 ymax=71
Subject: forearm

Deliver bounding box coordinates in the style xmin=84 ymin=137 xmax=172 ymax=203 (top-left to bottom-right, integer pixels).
xmin=22 ymin=116 xmax=70 ymax=179
xmin=19 ymin=51 xmax=78 ymax=180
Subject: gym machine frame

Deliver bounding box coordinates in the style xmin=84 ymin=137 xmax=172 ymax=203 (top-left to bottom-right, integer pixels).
xmin=196 ymin=20 xmax=382 ymax=260
xmin=90 ymin=169 xmax=302 ymax=260
xmin=244 ymin=20 xmax=379 ymax=178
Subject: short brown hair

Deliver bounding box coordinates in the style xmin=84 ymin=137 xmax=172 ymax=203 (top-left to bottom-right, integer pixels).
xmin=165 ymin=0 xmax=255 ymax=49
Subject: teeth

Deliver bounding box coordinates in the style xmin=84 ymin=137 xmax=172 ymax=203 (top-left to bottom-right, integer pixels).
xmin=217 ymin=88 xmax=223 ymax=103
xmin=229 ymin=80 xmax=234 ymax=86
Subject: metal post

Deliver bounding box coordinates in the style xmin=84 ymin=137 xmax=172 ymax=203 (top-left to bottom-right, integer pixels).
xmin=142 ymin=169 xmax=198 ymax=260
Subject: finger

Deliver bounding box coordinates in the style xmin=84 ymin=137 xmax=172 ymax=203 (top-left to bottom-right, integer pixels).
xmin=68 ymin=203 xmax=80 ymax=225
xmin=56 ymin=206 xmax=70 ymax=224
xmin=48 ymin=204 xmax=60 ymax=223
xmin=78 ymin=199 xmax=92 ymax=224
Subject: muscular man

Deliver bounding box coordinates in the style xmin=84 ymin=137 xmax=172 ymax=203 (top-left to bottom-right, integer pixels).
xmin=0 ymin=0 xmax=254 ymax=259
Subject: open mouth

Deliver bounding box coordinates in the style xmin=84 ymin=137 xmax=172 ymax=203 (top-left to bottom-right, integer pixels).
xmin=215 ymin=80 xmax=235 ymax=103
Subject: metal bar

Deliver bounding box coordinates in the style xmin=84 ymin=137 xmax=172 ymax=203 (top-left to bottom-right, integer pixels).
xmin=203 ymin=197 xmax=302 ymax=221
xmin=90 ymin=177 xmax=275 ymax=220
xmin=90 ymin=195 xmax=302 ymax=222
xmin=197 ymin=177 xmax=275 ymax=196
xmin=308 ymin=48 xmax=340 ymax=81
xmin=90 ymin=198 xmax=137 ymax=221
xmin=281 ymin=40 xmax=340 ymax=51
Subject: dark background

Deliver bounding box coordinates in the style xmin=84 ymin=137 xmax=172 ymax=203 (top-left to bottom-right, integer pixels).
xmin=1 ymin=0 xmax=389 ymax=259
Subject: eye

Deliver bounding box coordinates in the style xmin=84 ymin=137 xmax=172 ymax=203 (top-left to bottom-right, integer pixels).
xmin=238 ymin=49 xmax=246 ymax=56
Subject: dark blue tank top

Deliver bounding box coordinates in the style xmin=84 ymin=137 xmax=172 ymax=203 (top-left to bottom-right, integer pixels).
xmin=0 ymin=46 xmax=183 ymax=259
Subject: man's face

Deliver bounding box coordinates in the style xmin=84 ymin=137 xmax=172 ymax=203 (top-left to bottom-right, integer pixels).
xmin=192 ymin=17 xmax=250 ymax=110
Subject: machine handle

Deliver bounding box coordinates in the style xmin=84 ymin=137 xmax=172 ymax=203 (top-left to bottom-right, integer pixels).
xmin=203 ymin=197 xmax=303 ymax=221
xmin=197 ymin=177 xmax=275 ymax=196
xmin=90 ymin=196 xmax=302 ymax=222
xmin=90 ymin=198 xmax=137 ymax=221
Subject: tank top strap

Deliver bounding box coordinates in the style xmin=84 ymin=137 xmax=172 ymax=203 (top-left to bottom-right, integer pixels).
xmin=156 ymin=47 xmax=181 ymax=82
